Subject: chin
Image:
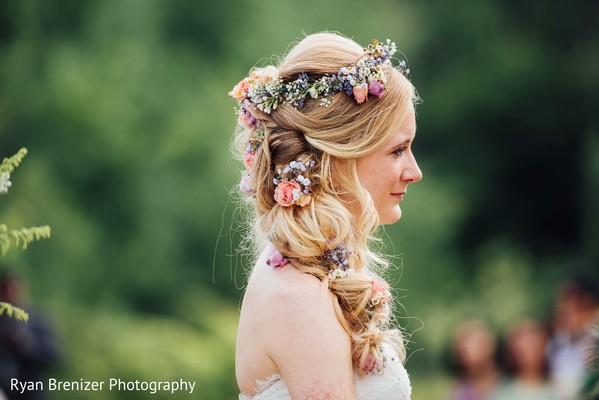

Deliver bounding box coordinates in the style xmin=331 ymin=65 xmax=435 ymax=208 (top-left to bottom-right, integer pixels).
xmin=380 ymin=207 xmax=402 ymax=225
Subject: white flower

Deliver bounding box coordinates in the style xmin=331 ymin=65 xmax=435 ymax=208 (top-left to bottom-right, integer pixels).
xmin=328 ymin=268 xmax=353 ymax=280
xmin=0 ymin=172 xmax=12 ymax=194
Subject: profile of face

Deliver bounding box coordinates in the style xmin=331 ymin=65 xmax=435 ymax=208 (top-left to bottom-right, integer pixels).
xmin=356 ymin=102 xmax=422 ymax=224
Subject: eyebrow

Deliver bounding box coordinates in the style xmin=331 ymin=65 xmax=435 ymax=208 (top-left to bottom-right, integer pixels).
xmin=390 ymin=139 xmax=412 ymax=150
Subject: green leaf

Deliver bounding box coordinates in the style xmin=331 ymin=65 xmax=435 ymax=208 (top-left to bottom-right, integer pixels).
xmin=0 ymin=301 xmax=29 ymax=321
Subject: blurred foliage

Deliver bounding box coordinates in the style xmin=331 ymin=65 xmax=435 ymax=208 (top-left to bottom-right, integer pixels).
xmin=0 ymin=0 xmax=596 ymax=399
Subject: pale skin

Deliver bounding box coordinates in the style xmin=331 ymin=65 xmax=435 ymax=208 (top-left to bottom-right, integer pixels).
xmin=236 ymin=104 xmax=421 ymax=399
xmin=356 ymin=102 xmax=422 ymax=225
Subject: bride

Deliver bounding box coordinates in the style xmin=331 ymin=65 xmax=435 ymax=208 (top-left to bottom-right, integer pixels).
xmin=229 ymin=32 xmax=422 ymax=400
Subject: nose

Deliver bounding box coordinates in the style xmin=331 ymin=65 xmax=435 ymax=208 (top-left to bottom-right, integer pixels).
xmin=401 ymin=153 xmax=422 ymax=183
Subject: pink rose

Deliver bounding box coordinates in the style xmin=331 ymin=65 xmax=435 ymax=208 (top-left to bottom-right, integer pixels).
xmin=372 ymin=279 xmax=391 ymax=298
xmin=273 ymin=180 xmax=302 ymax=207
xmin=243 ymin=151 xmax=254 ymax=169
xmin=353 ymin=82 xmax=369 ymax=104
xmin=371 ymin=279 xmax=392 ymax=305
xmin=266 ymin=248 xmax=289 ymax=268
xmin=229 ymin=79 xmax=250 ymax=101
xmin=368 ymin=80 xmax=385 ymax=98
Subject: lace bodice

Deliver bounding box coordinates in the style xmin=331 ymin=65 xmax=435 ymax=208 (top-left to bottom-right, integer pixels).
xmin=239 ymin=344 xmax=411 ymax=400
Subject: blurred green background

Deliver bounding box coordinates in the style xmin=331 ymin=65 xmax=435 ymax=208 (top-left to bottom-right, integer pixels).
xmin=0 ymin=0 xmax=597 ymax=399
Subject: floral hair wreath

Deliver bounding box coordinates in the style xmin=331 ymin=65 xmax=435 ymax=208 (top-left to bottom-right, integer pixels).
xmin=229 ymin=39 xmax=407 ymax=115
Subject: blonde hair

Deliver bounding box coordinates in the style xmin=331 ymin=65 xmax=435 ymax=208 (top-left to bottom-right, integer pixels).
xmin=233 ymin=32 xmax=417 ymax=373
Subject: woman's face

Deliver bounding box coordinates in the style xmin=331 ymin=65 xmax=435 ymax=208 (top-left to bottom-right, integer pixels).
xmin=356 ymin=103 xmax=422 ymax=224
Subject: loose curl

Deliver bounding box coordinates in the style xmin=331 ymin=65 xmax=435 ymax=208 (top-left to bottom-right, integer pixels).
xmin=233 ymin=32 xmax=418 ymax=374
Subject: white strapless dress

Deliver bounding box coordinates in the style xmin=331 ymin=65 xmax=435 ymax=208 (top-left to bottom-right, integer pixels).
xmin=239 ymin=344 xmax=411 ymax=400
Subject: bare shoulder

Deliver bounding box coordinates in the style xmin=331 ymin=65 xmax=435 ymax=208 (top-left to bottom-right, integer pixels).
xmin=245 ymin=262 xmax=356 ymax=399
xmin=244 ymin=257 xmax=337 ymax=327
xmin=242 ymin=259 xmax=337 ymax=336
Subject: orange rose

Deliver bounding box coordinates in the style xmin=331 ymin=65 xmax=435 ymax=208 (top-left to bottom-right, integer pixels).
xmin=274 ymin=180 xmax=302 ymax=207
xmin=353 ymin=82 xmax=369 ymax=104
xmin=229 ymin=78 xmax=250 ymax=101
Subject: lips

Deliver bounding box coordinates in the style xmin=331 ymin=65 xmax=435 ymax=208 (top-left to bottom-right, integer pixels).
xmin=391 ymin=192 xmax=405 ymax=200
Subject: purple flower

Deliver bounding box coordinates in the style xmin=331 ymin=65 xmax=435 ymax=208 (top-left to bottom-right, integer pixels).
xmin=368 ymin=80 xmax=385 ymax=98
xmin=239 ymin=174 xmax=254 ymax=194
xmin=238 ymin=107 xmax=260 ymax=130
xmin=324 ymin=242 xmax=351 ymax=270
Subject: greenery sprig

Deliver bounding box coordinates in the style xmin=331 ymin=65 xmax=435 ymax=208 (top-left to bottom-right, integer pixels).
xmin=1 ymin=147 xmax=28 ymax=174
xmin=0 ymin=224 xmax=52 ymax=256
xmin=1 ymin=147 xmax=51 ymax=321
xmin=0 ymin=301 xmax=29 ymax=321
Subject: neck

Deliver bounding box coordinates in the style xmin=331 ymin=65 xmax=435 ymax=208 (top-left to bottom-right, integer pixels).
xmin=468 ymin=363 xmax=500 ymax=392
xmin=516 ymin=368 xmax=545 ymax=384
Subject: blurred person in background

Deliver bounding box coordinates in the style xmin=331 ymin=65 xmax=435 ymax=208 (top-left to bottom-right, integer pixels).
xmin=0 ymin=271 xmax=61 ymax=400
xmin=547 ymin=276 xmax=599 ymax=400
xmin=491 ymin=318 xmax=558 ymax=400
xmin=449 ymin=319 xmax=502 ymax=400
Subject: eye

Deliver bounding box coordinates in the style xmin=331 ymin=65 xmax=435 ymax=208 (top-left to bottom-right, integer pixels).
xmin=393 ymin=146 xmax=407 ymax=156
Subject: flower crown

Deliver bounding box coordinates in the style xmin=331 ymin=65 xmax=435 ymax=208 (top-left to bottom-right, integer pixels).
xmin=229 ymin=39 xmax=407 ymax=115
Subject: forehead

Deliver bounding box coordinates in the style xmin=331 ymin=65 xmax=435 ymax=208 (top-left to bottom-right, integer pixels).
xmin=383 ymin=103 xmax=416 ymax=146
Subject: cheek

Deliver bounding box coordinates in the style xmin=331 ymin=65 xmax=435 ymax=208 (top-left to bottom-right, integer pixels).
xmin=357 ymin=157 xmax=397 ymax=200
xmin=357 ymin=163 xmax=378 ymax=193
xmin=366 ymin=176 xmax=385 ymax=199
xmin=379 ymin=170 xmax=396 ymax=191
